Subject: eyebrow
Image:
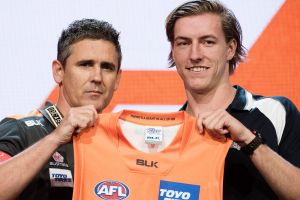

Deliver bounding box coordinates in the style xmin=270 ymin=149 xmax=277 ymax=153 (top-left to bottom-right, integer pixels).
xmin=200 ymin=35 xmax=218 ymax=40
xmin=174 ymin=36 xmax=191 ymax=41
xmin=174 ymin=35 xmax=217 ymax=41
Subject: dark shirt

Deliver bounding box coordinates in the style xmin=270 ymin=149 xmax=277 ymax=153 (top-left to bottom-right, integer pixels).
xmin=0 ymin=102 xmax=74 ymax=200
xmin=180 ymin=85 xmax=300 ymax=200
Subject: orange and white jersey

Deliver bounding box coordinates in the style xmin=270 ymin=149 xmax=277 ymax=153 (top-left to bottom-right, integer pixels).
xmin=73 ymin=110 xmax=232 ymax=200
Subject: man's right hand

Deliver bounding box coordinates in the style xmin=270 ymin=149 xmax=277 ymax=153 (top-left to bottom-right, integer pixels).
xmin=51 ymin=105 xmax=98 ymax=145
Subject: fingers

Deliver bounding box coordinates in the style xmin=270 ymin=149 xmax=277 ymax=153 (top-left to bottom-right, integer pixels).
xmin=53 ymin=105 xmax=98 ymax=144
xmin=197 ymin=109 xmax=229 ymax=142
xmin=67 ymin=105 xmax=98 ymax=132
xmin=202 ymin=110 xmax=226 ymax=132
xmin=197 ymin=109 xmax=255 ymax=143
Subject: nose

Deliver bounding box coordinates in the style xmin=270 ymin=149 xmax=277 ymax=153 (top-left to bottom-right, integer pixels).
xmin=189 ymin=42 xmax=203 ymax=64
xmin=92 ymin=66 xmax=102 ymax=83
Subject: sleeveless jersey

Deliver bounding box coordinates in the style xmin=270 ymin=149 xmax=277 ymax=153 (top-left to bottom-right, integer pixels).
xmin=73 ymin=110 xmax=232 ymax=200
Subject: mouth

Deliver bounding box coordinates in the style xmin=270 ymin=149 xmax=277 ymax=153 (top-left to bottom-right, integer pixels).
xmin=86 ymin=90 xmax=103 ymax=95
xmin=186 ymin=66 xmax=209 ymax=72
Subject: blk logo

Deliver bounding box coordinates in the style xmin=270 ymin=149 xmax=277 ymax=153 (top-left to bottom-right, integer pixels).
xmin=136 ymin=159 xmax=158 ymax=168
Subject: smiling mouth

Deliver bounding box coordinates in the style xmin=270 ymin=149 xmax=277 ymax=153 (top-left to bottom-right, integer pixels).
xmin=187 ymin=66 xmax=209 ymax=72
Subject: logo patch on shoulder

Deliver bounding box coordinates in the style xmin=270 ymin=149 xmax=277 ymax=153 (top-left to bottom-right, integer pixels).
xmin=52 ymin=152 xmax=64 ymax=163
xmin=94 ymin=180 xmax=130 ymax=200
xmin=24 ymin=119 xmax=43 ymax=127
xmin=49 ymin=151 xmax=69 ymax=167
xmin=159 ymin=180 xmax=200 ymax=200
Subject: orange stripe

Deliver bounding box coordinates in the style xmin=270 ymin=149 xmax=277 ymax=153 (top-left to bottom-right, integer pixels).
xmin=105 ymin=70 xmax=186 ymax=112
xmin=8 ymin=109 xmax=41 ymax=119
xmin=43 ymin=71 xmax=186 ymax=113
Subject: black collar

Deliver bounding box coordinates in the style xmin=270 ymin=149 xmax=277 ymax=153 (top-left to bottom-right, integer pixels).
xmin=179 ymin=85 xmax=251 ymax=112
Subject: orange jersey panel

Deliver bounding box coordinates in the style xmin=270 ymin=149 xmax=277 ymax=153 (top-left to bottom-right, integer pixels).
xmin=73 ymin=110 xmax=232 ymax=200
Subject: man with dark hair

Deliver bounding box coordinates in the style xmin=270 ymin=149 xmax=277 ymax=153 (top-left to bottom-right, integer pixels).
xmin=166 ymin=0 xmax=300 ymax=199
xmin=0 ymin=18 xmax=122 ymax=200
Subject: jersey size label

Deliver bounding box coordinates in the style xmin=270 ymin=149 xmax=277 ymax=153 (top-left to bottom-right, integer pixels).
xmin=158 ymin=180 xmax=200 ymax=200
xmin=49 ymin=168 xmax=73 ymax=187
xmin=144 ymin=126 xmax=163 ymax=144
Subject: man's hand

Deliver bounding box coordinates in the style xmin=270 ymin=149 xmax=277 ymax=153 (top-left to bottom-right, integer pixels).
xmin=52 ymin=105 xmax=98 ymax=145
xmin=197 ymin=109 xmax=255 ymax=145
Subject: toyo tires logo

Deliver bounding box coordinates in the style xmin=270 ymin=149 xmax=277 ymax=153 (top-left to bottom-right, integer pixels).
xmin=94 ymin=180 xmax=130 ymax=200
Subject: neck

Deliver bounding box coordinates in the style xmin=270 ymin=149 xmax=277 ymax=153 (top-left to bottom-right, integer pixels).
xmin=55 ymin=88 xmax=71 ymax=117
xmin=185 ymin=84 xmax=236 ymax=117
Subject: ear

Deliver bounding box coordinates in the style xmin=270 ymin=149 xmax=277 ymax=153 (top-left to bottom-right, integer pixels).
xmin=114 ymin=69 xmax=122 ymax=91
xmin=52 ymin=60 xmax=64 ymax=85
xmin=226 ymin=39 xmax=237 ymax=61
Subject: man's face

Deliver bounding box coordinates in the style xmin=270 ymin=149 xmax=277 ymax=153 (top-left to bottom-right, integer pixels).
xmin=58 ymin=39 xmax=121 ymax=112
xmin=172 ymin=13 xmax=236 ymax=93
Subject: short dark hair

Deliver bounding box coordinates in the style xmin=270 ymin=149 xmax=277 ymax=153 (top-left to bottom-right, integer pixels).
xmin=166 ymin=0 xmax=246 ymax=74
xmin=57 ymin=18 xmax=122 ymax=70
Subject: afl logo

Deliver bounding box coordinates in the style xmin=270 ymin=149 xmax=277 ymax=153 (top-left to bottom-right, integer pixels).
xmin=94 ymin=180 xmax=130 ymax=200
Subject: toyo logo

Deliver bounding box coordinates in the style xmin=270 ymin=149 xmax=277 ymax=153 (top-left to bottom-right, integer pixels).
xmin=158 ymin=180 xmax=200 ymax=200
xmin=94 ymin=180 xmax=130 ymax=200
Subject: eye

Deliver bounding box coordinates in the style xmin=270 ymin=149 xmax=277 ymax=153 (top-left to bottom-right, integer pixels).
xmin=101 ymin=62 xmax=116 ymax=71
xmin=78 ymin=61 xmax=94 ymax=67
xmin=178 ymin=41 xmax=188 ymax=46
xmin=175 ymin=40 xmax=190 ymax=47
xmin=203 ymin=40 xmax=215 ymax=47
